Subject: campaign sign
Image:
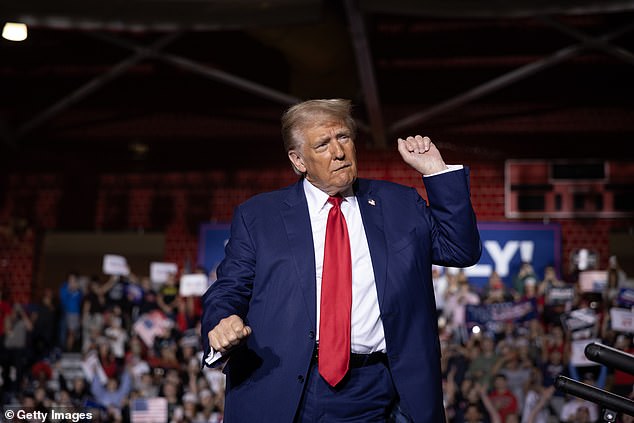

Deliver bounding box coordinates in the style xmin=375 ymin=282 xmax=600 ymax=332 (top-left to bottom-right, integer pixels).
xmin=198 ymin=223 xmax=231 ymax=282
xmin=103 ymin=254 xmax=130 ymax=276
xmin=617 ymin=288 xmax=634 ymax=308
xmin=179 ymin=274 xmax=209 ymax=297
xmin=150 ymin=262 xmax=178 ymax=284
xmin=610 ymin=308 xmax=634 ymax=333
xmin=571 ymin=338 xmax=601 ymax=366
xmin=578 ymin=270 xmax=608 ymax=293
xmin=561 ymin=308 xmax=597 ymax=334
xmin=546 ymin=286 xmax=575 ymax=306
xmin=464 ymin=222 xmax=561 ymax=288
xmin=466 ymin=299 xmax=538 ymax=332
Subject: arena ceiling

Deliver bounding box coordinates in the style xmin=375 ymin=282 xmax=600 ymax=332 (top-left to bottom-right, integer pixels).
xmin=1 ymin=1 xmax=633 ymax=172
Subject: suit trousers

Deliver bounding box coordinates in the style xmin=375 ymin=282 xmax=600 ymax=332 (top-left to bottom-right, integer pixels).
xmin=294 ymin=359 xmax=398 ymax=423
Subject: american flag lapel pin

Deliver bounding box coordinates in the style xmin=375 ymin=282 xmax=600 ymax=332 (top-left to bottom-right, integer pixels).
xmin=368 ymin=199 xmax=376 ymax=206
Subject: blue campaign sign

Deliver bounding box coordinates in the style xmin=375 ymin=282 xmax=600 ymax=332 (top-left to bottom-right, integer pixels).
xmin=463 ymin=222 xmax=562 ymax=289
xmin=467 ymin=299 xmax=539 ymax=325
xmin=198 ymin=223 xmax=231 ymax=281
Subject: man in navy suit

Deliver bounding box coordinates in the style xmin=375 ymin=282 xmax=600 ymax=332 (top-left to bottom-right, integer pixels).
xmin=201 ymin=99 xmax=481 ymax=422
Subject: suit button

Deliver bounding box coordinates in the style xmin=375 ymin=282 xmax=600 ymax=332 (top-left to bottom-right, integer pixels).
xmin=297 ymin=375 xmax=304 ymax=383
xmin=309 ymin=331 xmax=315 ymax=339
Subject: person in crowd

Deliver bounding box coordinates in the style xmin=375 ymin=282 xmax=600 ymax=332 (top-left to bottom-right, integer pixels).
xmin=445 ymin=271 xmax=482 ymax=344
xmin=82 ymin=275 xmax=109 ymax=351
xmin=487 ymin=373 xmax=519 ymax=423
xmin=465 ymin=335 xmax=498 ymax=389
xmin=467 ymin=383 xmax=502 ymax=423
xmin=30 ymin=288 xmax=57 ymax=362
xmin=104 ymin=274 xmax=134 ymax=330
xmin=560 ymin=368 xmax=605 ymax=423
xmin=149 ymin=337 xmax=181 ymax=372
xmin=90 ymin=366 xmax=132 ymax=414
xmin=175 ymin=296 xmax=197 ymax=333
xmin=540 ymin=324 xmax=568 ymax=364
xmin=3 ymin=303 xmax=33 ymax=396
xmin=59 ymin=271 xmax=83 ymax=352
xmin=450 ymin=377 xmax=478 ymax=422
xmin=491 ymin=347 xmax=532 ymax=412
xmin=0 ymin=284 xmax=12 ymax=347
xmin=125 ymin=274 xmax=145 ymax=324
xmin=512 ymin=262 xmax=538 ymax=300
xmin=560 ymin=396 xmax=598 ymax=423
xmin=138 ymin=276 xmax=160 ymax=315
xmin=104 ymin=310 xmax=128 ymax=365
xmin=196 ymin=388 xmax=224 ymax=423
xmin=519 ymin=368 xmax=553 ymax=423
xmin=483 ymin=271 xmax=513 ymax=305
xmin=161 ymin=378 xmax=182 ymax=422
xmin=607 ymin=255 xmax=629 ymax=287
xmin=157 ymin=272 xmax=180 ymax=320
xmin=539 ymin=266 xmax=573 ymax=327
xmin=540 ymin=348 xmax=567 ymax=417
xmin=96 ymin=338 xmax=120 ymax=379
xmin=173 ymin=391 xmax=199 ymax=422
xmin=201 ymin=98 xmax=481 ymax=422
xmin=59 ymin=372 xmax=91 ymax=407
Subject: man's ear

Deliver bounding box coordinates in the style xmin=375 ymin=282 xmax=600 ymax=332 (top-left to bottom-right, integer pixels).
xmin=288 ymin=150 xmax=306 ymax=173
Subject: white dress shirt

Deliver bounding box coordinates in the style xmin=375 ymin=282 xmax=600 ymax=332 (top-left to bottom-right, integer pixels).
xmin=303 ymin=178 xmax=386 ymax=354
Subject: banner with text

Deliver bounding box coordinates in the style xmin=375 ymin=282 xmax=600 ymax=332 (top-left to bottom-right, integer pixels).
xmin=464 ymin=222 xmax=561 ymax=288
xmin=466 ymin=299 xmax=539 ymax=332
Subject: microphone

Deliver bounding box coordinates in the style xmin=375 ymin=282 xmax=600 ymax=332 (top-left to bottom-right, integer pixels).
xmin=585 ymin=342 xmax=634 ymax=376
xmin=555 ymin=376 xmax=634 ymax=417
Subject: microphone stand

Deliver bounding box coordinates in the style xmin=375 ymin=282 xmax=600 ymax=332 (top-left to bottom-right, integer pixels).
xmin=556 ymin=342 xmax=634 ymax=422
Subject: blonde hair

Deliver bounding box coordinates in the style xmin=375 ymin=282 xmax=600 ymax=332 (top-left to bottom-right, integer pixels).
xmin=281 ymin=99 xmax=356 ymax=175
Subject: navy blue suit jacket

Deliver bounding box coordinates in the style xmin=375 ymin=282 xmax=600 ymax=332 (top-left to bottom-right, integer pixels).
xmin=201 ymin=169 xmax=481 ymax=422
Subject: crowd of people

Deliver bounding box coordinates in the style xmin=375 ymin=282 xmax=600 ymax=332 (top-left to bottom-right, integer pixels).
xmin=0 ymin=256 xmax=632 ymax=422
xmin=0 ymin=268 xmax=224 ymax=423
xmin=435 ymin=257 xmax=633 ymax=423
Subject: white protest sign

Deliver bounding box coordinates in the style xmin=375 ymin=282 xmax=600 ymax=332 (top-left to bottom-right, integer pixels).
xmin=150 ymin=262 xmax=178 ymax=284
xmin=102 ymin=254 xmax=130 ymax=276
xmin=179 ymin=274 xmax=209 ymax=297
xmin=571 ymin=338 xmax=601 ymax=366
xmin=610 ymin=308 xmax=634 ymax=333
xmin=81 ymin=350 xmax=108 ymax=384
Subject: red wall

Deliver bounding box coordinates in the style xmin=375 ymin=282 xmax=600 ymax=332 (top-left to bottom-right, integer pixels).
xmin=1 ymin=152 xmax=631 ymax=303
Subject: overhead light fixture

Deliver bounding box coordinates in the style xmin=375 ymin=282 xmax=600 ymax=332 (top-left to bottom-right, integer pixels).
xmin=2 ymin=22 xmax=28 ymax=42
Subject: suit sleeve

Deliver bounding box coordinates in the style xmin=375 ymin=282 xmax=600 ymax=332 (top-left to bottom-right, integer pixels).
xmin=200 ymin=205 xmax=255 ymax=365
xmin=423 ymin=167 xmax=482 ymax=267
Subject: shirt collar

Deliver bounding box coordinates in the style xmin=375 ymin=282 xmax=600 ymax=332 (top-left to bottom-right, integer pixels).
xmin=303 ymin=178 xmax=356 ymax=213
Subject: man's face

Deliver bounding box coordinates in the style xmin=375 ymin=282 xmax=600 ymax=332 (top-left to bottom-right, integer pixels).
xmin=288 ymin=119 xmax=357 ymax=196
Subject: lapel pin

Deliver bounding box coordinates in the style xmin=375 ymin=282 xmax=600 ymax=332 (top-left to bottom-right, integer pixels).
xmin=368 ymin=199 xmax=376 ymax=206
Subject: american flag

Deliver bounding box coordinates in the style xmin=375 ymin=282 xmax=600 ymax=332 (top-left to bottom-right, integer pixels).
xmin=130 ymin=397 xmax=168 ymax=423
xmin=133 ymin=311 xmax=172 ymax=347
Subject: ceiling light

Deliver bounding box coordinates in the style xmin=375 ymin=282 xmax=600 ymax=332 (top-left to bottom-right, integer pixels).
xmin=2 ymin=22 xmax=28 ymax=42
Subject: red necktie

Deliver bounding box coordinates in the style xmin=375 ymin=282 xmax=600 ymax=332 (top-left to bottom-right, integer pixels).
xmin=318 ymin=196 xmax=352 ymax=387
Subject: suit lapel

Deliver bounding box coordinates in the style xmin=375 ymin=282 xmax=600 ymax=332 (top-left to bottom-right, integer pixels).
xmin=355 ymin=179 xmax=388 ymax=310
xmin=281 ymin=179 xmax=317 ymax=329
